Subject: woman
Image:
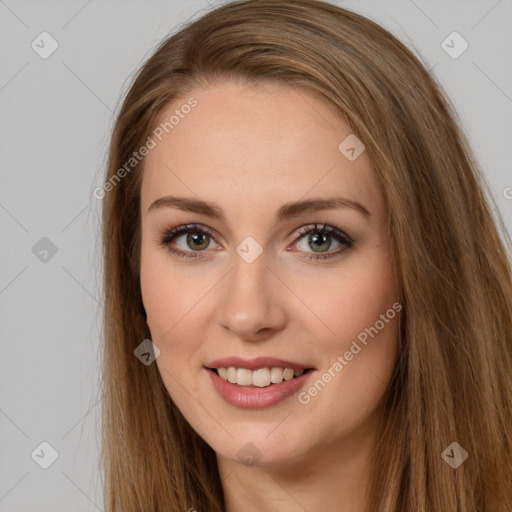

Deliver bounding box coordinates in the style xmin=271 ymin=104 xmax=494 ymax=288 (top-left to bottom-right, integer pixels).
xmin=99 ymin=0 xmax=512 ymax=510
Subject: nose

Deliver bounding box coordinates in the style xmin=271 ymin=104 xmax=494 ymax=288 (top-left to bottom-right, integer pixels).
xmin=215 ymin=249 xmax=287 ymax=341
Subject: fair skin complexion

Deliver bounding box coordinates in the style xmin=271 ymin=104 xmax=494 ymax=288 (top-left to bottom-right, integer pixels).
xmin=140 ymin=79 xmax=399 ymax=512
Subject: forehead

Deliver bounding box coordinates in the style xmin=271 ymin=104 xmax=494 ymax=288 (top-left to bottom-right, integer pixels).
xmin=140 ymin=80 xmax=383 ymax=219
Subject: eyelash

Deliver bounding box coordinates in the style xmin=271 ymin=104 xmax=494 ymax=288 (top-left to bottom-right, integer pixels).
xmin=157 ymin=222 xmax=354 ymax=261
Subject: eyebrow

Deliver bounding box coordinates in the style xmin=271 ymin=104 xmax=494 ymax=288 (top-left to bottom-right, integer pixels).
xmin=147 ymin=195 xmax=370 ymax=222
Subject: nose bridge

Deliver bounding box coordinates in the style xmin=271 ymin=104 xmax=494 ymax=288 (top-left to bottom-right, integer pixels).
xmin=217 ymin=246 xmax=285 ymax=338
xmin=232 ymin=245 xmax=269 ymax=296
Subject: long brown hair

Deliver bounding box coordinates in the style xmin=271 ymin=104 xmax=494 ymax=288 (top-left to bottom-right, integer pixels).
xmin=99 ymin=1 xmax=512 ymax=510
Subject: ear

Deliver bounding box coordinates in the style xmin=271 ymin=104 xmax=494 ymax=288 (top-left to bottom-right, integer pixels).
xmin=138 ymin=293 xmax=147 ymax=320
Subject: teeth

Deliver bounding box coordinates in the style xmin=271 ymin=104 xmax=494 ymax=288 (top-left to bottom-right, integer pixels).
xmin=215 ymin=366 xmax=306 ymax=387
xmin=227 ymin=367 xmax=237 ymax=384
xmin=270 ymin=367 xmax=284 ymax=384
xmin=237 ymin=368 xmax=253 ymax=386
xmin=252 ymin=368 xmax=270 ymax=387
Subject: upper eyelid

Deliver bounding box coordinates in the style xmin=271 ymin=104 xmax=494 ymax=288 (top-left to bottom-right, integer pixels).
xmin=165 ymin=222 xmax=352 ymax=246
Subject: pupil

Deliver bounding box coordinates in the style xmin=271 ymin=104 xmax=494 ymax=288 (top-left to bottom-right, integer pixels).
xmin=310 ymin=233 xmax=330 ymax=252
xmin=188 ymin=232 xmax=208 ymax=250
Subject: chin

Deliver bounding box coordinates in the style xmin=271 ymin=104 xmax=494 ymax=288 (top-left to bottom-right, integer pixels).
xmin=208 ymin=427 xmax=309 ymax=469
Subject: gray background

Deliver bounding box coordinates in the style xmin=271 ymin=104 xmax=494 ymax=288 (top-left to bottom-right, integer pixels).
xmin=1 ymin=0 xmax=511 ymax=510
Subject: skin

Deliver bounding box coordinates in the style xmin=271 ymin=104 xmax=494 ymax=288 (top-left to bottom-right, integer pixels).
xmin=139 ymin=79 xmax=400 ymax=512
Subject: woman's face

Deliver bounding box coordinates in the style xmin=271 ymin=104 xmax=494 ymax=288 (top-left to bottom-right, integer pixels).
xmin=140 ymin=79 xmax=400 ymax=470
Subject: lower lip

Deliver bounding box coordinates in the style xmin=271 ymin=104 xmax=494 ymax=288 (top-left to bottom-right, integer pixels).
xmin=206 ymin=368 xmax=314 ymax=409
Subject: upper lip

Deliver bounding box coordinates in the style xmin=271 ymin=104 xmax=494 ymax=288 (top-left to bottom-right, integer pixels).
xmin=205 ymin=356 xmax=316 ymax=371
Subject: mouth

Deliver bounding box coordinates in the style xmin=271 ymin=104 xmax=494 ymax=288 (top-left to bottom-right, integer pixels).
xmin=207 ymin=366 xmax=315 ymax=388
xmin=205 ymin=365 xmax=316 ymax=409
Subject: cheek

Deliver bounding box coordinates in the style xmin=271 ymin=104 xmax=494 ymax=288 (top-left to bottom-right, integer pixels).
xmin=290 ymin=251 xmax=397 ymax=348
xmin=140 ymin=248 xmax=175 ymax=333
xmin=297 ymin=255 xmax=399 ymax=427
xmin=140 ymin=245 xmax=214 ymax=375
xmin=139 ymin=248 xmax=201 ymax=403
xmin=290 ymin=247 xmax=399 ymax=414
xmin=140 ymin=245 xmax=198 ymax=336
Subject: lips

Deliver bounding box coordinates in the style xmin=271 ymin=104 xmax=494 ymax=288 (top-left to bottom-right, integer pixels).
xmin=205 ymin=356 xmax=316 ymax=372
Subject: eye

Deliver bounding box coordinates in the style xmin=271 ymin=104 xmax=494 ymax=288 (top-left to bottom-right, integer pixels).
xmin=158 ymin=222 xmax=354 ymax=261
xmin=158 ymin=223 xmax=218 ymax=260
xmin=290 ymin=222 xmax=353 ymax=261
